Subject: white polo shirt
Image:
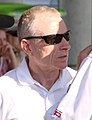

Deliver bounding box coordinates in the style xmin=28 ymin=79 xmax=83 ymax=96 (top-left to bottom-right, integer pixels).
xmin=0 ymin=58 xmax=76 ymax=120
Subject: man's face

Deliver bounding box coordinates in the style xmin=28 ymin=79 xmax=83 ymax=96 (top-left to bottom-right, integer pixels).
xmin=24 ymin=14 xmax=71 ymax=70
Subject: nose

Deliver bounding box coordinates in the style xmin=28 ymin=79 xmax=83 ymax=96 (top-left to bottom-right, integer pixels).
xmin=59 ymin=38 xmax=71 ymax=50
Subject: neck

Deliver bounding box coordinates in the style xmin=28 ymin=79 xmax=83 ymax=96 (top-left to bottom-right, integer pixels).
xmin=28 ymin=59 xmax=61 ymax=90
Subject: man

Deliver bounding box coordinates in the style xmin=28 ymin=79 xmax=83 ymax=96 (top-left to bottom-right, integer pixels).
xmin=0 ymin=6 xmax=91 ymax=120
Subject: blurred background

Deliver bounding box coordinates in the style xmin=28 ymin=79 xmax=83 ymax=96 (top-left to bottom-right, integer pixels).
xmin=0 ymin=0 xmax=91 ymax=69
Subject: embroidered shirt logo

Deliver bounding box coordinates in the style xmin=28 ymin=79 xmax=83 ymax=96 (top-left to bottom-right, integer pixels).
xmin=54 ymin=109 xmax=62 ymax=118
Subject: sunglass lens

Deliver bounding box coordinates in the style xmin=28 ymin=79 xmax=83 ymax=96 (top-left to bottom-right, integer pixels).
xmin=64 ymin=31 xmax=70 ymax=41
xmin=44 ymin=31 xmax=70 ymax=45
xmin=44 ymin=35 xmax=56 ymax=44
xmin=55 ymin=35 xmax=63 ymax=44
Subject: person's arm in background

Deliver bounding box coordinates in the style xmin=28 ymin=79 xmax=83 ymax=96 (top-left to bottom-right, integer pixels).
xmin=77 ymin=44 xmax=92 ymax=69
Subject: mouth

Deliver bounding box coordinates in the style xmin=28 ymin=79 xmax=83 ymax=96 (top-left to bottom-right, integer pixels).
xmin=58 ymin=55 xmax=67 ymax=58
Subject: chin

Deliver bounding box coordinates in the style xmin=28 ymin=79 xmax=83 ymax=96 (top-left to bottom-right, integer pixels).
xmin=59 ymin=66 xmax=67 ymax=70
xmin=58 ymin=63 xmax=68 ymax=70
xmin=53 ymin=61 xmax=68 ymax=70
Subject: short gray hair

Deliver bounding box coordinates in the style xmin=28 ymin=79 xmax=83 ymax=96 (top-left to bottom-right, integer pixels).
xmin=17 ymin=6 xmax=61 ymax=41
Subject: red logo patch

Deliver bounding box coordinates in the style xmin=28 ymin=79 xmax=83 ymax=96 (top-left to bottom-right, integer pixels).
xmin=54 ymin=109 xmax=62 ymax=118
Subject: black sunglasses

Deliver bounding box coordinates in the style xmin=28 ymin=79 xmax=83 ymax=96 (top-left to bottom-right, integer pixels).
xmin=23 ymin=30 xmax=71 ymax=45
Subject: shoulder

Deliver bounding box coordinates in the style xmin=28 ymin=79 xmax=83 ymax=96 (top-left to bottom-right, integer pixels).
xmin=0 ymin=69 xmax=18 ymax=91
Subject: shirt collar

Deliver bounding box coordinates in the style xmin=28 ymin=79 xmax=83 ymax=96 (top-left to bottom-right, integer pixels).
xmin=16 ymin=58 xmax=36 ymax=86
xmin=16 ymin=58 xmax=76 ymax=89
xmin=49 ymin=67 xmax=76 ymax=92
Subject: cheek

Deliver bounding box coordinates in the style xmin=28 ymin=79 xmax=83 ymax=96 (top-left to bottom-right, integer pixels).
xmin=31 ymin=44 xmax=55 ymax=65
xmin=40 ymin=47 xmax=57 ymax=66
xmin=35 ymin=46 xmax=55 ymax=66
xmin=39 ymin=46 xmax=54 ymax=59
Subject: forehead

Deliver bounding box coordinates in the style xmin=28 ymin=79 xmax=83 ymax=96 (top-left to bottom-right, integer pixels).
xmin=31 ymin=13 xmax=67 ymax=35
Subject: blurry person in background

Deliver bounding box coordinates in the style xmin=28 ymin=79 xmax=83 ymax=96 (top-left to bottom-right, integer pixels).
xmin=0 ymin=14 xmax=20 ymax=76
xmin=7 ymin=30 xmax=26 ymax=63
xmin=7 ymin=30 xmax=21 ymax=51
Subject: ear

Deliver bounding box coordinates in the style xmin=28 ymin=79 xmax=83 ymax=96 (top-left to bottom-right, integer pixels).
xmin=21 ymin=39 xmax=31 ymax=54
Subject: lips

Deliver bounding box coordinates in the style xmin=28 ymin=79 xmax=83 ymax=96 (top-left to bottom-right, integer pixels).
xmin=58 ymin=55 xmax=67 ymax=58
